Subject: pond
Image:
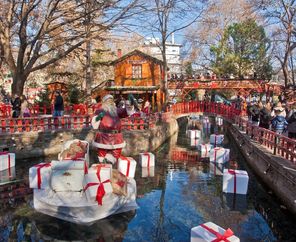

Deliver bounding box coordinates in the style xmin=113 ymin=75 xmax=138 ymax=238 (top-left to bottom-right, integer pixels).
xmin=0 ymin=116 xmax=295 ymax=241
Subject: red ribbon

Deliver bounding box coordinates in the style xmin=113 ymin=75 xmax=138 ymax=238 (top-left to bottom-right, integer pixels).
xmin=200 ymin=224 xmax=234 ymax=242
xmin=119 ymin=156 xmax=131 ymax=177
xmin=34 ymin=163 xmax=51 ymax=189
xmin=84 ymin=179 xmax=110 ymax=206
xmin=228 ymin=169 xmax=237 ymax=194
xmin=143 ymin=153 xmax=151 ymax=167
xmin=214 ymin=135 xmax=217 ymax=146
xmin=205 ymin=145 xmax=208 ymax=157
xmin=214 ymin=148 xmax=217 ymax=162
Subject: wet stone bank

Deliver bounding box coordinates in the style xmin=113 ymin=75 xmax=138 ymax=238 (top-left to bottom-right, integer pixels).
xmin=0 ymin=116 xmax=296 ymax=241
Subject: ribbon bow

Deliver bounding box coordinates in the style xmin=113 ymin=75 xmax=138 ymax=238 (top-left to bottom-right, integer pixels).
xmin=200 ymin=224 xmax=234 ymax=242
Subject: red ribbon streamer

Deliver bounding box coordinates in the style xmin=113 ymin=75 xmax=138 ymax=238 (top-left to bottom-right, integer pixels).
xmin=228 ymin=169 xmax=237 ymax=194
xmin=200 ymin=224 xmax=234 ymax=242
xmin=34 ymin=163 xmax=51 ymax=189
xmin=83 ymin=180 xmax=110 ymax=206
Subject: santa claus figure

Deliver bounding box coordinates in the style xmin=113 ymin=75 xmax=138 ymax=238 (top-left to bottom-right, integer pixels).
xmin=92 ymin=94 xmax=129 ymax=164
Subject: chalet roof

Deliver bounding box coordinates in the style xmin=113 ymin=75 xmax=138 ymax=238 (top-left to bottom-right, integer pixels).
xmin=110 ymin=49 xmax=163 ymax=65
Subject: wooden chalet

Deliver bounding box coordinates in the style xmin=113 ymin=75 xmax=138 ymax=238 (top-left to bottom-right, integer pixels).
xmin=108 ymin=49 xmax=164 ymax=110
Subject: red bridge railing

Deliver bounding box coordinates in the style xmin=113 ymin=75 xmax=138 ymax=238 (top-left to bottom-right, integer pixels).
xmin=171 ymin=101 xmax=296 ymax=164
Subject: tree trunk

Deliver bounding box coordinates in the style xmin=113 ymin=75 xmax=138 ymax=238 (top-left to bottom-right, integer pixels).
xmin=11 ymin=71 xmax=27 ymax=96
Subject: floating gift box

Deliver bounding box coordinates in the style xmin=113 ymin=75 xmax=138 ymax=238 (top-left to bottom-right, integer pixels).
xmin=29 ymin=163 xmax=51 ymax=189
xmin=0 ymin=152 xmax=15 ymax=172
xmin=223 ymin=193 xmax=247 ymax=212
xmin=190 ymin=138 xmax=201 ymax=147
xmin=117 ymin=156 xmax=137 ymax=178
xmin=111 ymin=170 xmax=127 ymax=196
xmin=139 ymin=152 xmax=155 ymax=167
xmin=58 ymin=139 xmax=89 ymax=166
xmin=223 ymin=169 xmax=249 ymax=195
xmin=209 ymin=147 xmax=226 ymax=164
xmin=83 ymin=172 xmax=113 ymax=205
xmin=191 ymin=221 xmax=240 ymax=242
xmin=0 ymin=166 xmax=16 ymax=183
xmin=203 ymin=120 xmax=211 ymax=130
xmin=51 ymin=160 xmax=88 ymax=192
xmin=91 ymin=163 xmax=112 ymax=182
xmin=210 ymin=134 xmax=224 ymax=145
xmin=210 ymin=162 xmax=225 ymax=176
xmin=197 ymin=144 xmax=213 ymax=158
xmin=188 ymin=130 xmax=201 ymax=139
xmin=216 ymin=117 xmax=223 ymax=126
xmin=141 ymin=166 xmax=155 ymax=177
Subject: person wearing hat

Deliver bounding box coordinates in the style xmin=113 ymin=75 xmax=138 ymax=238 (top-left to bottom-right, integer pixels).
xmin=91 ymin=94 xmax=130 ymax=164
xmin=271 ymin=106 xmax=288 ymax=134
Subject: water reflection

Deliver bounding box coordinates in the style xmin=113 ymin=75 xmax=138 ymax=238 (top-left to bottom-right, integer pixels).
xmin=0 ymin=116 xmax=296 ymax=241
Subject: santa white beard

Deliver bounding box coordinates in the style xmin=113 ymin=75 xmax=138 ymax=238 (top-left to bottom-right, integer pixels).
xmin=102 ymin=101 xmax=118 ymax=117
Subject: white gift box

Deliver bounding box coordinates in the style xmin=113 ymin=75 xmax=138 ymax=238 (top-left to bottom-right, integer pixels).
xmin=58 ymin=139 xmax=89 ymax=166
xmin=29 ymin=163 xmax=52 ymax=189
xmin=141 ymin=166 xmax=155 ymax=177
xmin=203 ymin=121 xmax=211 ymax=130
xmin=197 ymin=144 xmax=213 ymax=158
xmin=191 ymin=222 xmax=239 ymax=242
xmin=0 ymin=166 xmax=16 ymax=183
xmin=50 ymin=160 xmax=87 ymax=192
xmin=216 ymin=117 xmax=223 ymax=126
xmin=210 ymin=134 xmax=224 ymax=145
xmin=210 ymin=162 xmax=225 ymax=176
xmin=83 ymin=173 xmax=113 ymax=205
xmin=209 ymin=147 xmax=226 ymax=164
xmin=117 ymin=156 xmax=137 ymax=178
xmin=223 ymin=149 xmax=230 ymax=162
xmin=223 ymin=169 xmax=249 ymax=195
xmin=0 ymin=152 xmax=15 ymax=171
xmin=188 ymin=130 xmax=201 ymax=139
xmin=190 ymin=138 xmax=201 ymax=147
xmin=90 ymin=164 xmax=112 ymax=182
xmin=139 ymin=152 xmax=155 ymax=167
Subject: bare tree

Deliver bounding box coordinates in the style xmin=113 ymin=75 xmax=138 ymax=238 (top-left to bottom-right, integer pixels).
xmin=137 ymin=0 xmax=204 ymax=106
xmin=0 ymin=0 xmax=140 ymax=96
xmin=255 ymin=0 xmax=296 ymax=87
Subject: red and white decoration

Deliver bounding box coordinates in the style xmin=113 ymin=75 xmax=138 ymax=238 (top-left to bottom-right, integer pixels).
xmin=58 ymin=139 xmax=89 ymax=166
xmin=0 ymin=152 xmax=15 ymax=172
xmin=139 ymin=152 xmax=155 ymax=167
xmin=188 ymin=130 xmax=201 ymax=139
xmin=216 ymin=117 xmax=223 ymax=126
xmin=190 ymin=138 xmax=201 ymax=147
xmin=210 ymin=134 xmax=224 ymax=145
xmin=83 ymin=165 xmax=113 ymax=205
xmin=91 ymin=164 xmax=112 ymax=181
xmin=223 ymin=169 xmax=249 ymax=195
xmin=141 ymin=166 xmax=155 ymax=177
xmin=191 ymin=222 xmax=239 ymax=242
xmin=197 ymin=144 xmax=213 ymax=158
xmin=50 ymin=160 xmax=88 ymax=192
xmin=117 ymin=156 xmax=137 ymax=178
xmin=209 ymin=147 xmax=227 ymax=164
xmin=29 ymin=163 xmax=52 ymax=189
xmin=203 ymin=120 xmax=211 ymax=130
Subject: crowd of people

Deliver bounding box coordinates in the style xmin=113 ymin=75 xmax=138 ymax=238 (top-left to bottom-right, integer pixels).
xmin=246 ymin=100 xmax=296 ymax=139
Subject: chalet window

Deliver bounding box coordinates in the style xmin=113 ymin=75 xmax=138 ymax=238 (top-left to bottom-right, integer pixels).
xmin=132 ymin=64 xmax=142 ymax=79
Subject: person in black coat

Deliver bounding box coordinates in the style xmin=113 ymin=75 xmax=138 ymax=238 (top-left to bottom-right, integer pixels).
xmin=11 ymin=94 xmax=21 ymax=118
xmin=53 ymin=91 xmax=64 ymax=117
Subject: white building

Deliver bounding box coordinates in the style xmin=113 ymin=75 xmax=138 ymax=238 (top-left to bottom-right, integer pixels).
xmin=142 ymin=33 xmax=182 ymax=74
